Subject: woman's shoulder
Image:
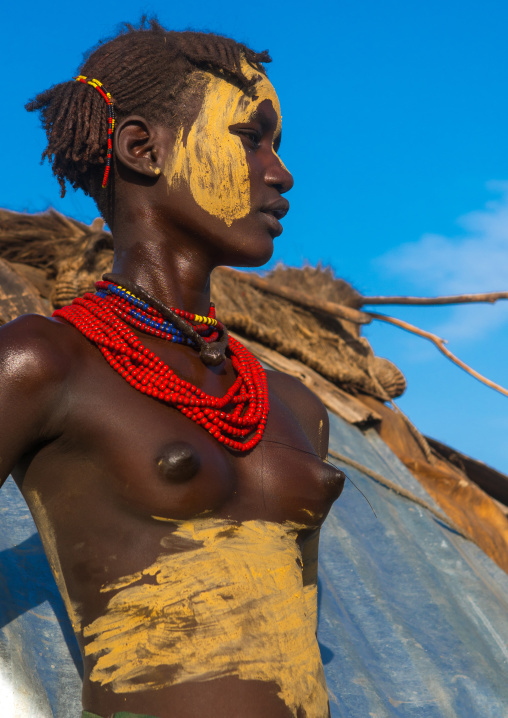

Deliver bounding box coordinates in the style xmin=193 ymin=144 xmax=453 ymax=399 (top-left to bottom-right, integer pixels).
xmin=0 ymin=315 xmax=84 ymax=481
xmin=0 ymin=313 xmax=81 ymax=385
xmin=266 ymin=370 xmax=329 ymax=458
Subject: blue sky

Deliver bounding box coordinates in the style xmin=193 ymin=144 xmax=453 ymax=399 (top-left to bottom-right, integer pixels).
xmin=2 ymin=0 xmax=508 ymax=473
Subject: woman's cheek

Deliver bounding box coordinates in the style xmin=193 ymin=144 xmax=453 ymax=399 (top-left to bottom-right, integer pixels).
xmin=164 ymin=128 xmax=251 ymax=227
xmin=186 ymin=130 xmax=251 ymax=226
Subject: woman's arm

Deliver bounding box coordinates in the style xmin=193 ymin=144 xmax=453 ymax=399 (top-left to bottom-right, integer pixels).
xmin=0 ymin=314 xmax=69 ymax=486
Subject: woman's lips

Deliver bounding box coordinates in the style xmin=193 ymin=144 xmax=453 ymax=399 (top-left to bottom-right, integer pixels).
xmin=259 ymin=199 xmax=290 ymax=236
xmin=260 ymin=198 xmax=290 ymax=218
xmin=259 ymin=210 xmax=283 ymax=236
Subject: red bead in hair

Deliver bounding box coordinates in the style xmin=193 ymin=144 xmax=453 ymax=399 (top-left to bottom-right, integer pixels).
xmin=74 ymin=75 xmax=116 ymax=188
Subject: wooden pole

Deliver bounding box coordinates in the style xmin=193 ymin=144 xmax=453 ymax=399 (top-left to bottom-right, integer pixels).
xmin=361 ymin=291 xmax=508 ymax=306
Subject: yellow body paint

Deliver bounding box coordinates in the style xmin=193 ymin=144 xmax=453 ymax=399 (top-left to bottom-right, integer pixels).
xmin=151 ymin=515 xmax=175 ymax=522
xmin=164 ymin=60 xmax=284 ymax=226
xmin=25 ymin=490 xmax=82 ymax=632
xmin=83 ymin=518 xmax=328 ymax=717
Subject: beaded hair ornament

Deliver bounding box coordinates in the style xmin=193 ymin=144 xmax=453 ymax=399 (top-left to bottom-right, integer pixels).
xmin=74 ymin=75 xmax=115 ymax=187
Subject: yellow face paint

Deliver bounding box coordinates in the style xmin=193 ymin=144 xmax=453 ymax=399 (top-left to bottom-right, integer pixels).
xmin=164 ymin=59 xmax=284 ymax=227
xmin=83 ymin=518 xmax=328 ymax=718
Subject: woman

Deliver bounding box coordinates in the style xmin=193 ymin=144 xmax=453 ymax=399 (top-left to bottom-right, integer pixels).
xmin=2 ymin=19 xmax=345 ymax=718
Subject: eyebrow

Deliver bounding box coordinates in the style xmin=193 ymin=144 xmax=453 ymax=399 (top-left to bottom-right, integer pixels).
xmin=251 ymin=102 xmax=281 ymax=141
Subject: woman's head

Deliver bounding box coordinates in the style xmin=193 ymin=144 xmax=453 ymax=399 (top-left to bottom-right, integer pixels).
xmin=164 ymin=57 xmax=283 ymax=227
xmin=26 ymin=19 xmax=272 ymax=221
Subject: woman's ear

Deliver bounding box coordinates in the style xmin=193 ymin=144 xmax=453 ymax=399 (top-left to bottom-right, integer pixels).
xmin=114 ymin=116 xmax=172 ymax=179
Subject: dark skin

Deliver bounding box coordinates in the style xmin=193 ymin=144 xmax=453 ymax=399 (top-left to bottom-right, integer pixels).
xmin=0 ymin=77 xmax=344 ymax=717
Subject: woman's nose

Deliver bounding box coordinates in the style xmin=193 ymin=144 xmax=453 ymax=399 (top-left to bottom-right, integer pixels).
xmin=264 ymin=154 xmax=294 ymax=194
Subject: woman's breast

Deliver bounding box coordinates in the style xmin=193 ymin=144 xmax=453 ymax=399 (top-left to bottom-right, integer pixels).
xmin=239 ymin=440 xmax=345 ymax=527
xmin=95 ymin=414 xmax=344 ymax=526
xmin=83 ymin=518 xmax=328 ymax=718
xmin=99 ymin=424 xmax=238 ymax=520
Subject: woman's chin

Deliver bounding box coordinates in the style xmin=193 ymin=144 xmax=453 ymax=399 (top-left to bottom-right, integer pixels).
xmin=227 ymin=236 xmax=275 ymax=269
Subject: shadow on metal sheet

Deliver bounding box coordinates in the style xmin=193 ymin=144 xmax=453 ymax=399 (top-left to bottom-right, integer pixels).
xmin=0 ymin=532 xmax=83 ymax=677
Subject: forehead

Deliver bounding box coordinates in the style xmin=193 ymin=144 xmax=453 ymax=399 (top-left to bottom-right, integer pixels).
xmin=198 ymin=58 xmax=282 ymax=136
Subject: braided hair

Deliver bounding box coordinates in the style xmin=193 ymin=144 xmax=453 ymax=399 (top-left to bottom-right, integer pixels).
xmin=26 ymin=18 xmax=271 ymax=221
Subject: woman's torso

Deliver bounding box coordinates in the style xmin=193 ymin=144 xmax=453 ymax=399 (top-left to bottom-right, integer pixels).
xmin=12 ymin=320 xmax=344 ymax=718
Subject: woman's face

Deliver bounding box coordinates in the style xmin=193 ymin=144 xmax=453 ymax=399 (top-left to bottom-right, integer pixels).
xmin=161 ymin=60 xmax=293 ymax=266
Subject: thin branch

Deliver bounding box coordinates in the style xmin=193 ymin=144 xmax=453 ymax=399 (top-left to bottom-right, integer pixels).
xmin=362 ymin=291 xmax=508 ymax=306
xmin=218 ymin=267 xmax=371 ymax=325
xmin=368 ymin=311 xmax=508 ymax=398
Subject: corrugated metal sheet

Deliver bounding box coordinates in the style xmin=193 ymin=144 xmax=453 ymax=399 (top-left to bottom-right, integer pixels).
xmin=320 ymin=412 xmax=508 ymax=717
xmin=1 ymin=409 xmax=508 ymax=716
xmin=0 ymin=479 xmax=82 ymax=717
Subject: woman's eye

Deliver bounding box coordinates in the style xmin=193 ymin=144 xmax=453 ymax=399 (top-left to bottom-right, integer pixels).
xmin=239 ymin=130 xmax=261 ymax=149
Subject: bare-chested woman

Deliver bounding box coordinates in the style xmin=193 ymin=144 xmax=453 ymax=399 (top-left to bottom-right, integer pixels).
xmin=1 ymin=20 xmax=345 ymax=718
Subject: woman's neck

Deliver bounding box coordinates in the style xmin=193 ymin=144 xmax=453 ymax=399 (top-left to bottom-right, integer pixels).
xmin=110 ymin=214 xmax=213 ymax=316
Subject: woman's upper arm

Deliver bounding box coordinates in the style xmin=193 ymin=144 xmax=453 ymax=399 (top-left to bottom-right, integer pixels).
xmin=0 ymin=315 xmax=69 ymax=486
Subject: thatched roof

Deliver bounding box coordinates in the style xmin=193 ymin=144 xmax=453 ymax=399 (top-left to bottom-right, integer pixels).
xmin=1 ymin=206 xmax=508 ymax=573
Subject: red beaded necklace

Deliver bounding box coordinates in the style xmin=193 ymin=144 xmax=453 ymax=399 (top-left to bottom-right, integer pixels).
xmin=53 ymin=280 xmax=269 ymax=452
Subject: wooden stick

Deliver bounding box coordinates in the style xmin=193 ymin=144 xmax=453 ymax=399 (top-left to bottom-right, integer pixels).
xmin=218 ymin=267 xmax=371 ymax=325
xmin=368 ymin=312 xmax=508 ymax=398
xmin=218 ymin=268 xmax=508 ymax=398
xmin=362 ymin=291 xmax=508 ymax=306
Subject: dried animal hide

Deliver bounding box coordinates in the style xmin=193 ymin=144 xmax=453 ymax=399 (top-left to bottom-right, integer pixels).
xmin=358 ymin=393 xmax=508 ymax=574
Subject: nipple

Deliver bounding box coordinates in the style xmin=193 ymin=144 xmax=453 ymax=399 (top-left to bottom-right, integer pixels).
xmin=326 ymin=464 xmax=346 ymax=485
xmin=324 ymin=464 xmax=346 ymax=499
xmin=156 ymin=442 xmax=201 ymax=483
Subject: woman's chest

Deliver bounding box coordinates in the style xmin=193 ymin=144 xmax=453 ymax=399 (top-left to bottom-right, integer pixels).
xmin=63 ymin=369 xmax=344 ymax=528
